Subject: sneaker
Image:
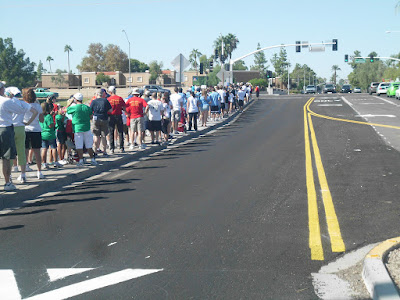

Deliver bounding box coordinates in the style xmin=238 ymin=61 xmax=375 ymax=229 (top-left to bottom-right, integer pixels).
xmin=42 ymin=163 xmax=50 ymax=169
xmin=103 ymin=152 xmax=109 ymax=157
xmin=25 ymin=165 xmax=34 ymax=172
xmin=110 ymin=149 xmax=114 ymax=154
xmin=76 ymin=161 xmax=84 ymax=167
xmin=139 ymin=144 xmax=147 ymax=150
xmin=12 ymin=166 xmax=19 ymax=172
xmin=90 ymin=159 xmax=98 ymax=166
xmin=58 ymin=159 xmax=68 ymax=165
xmin=129 ymin=145 xmax=135 ymax=150
xmin=17 ymin=174 xmax=27 ymax=183
xmin=53 ymin=162 xmax=63 ymax=168
xmin=37 ymin=171 xmax=45 ymax=179
xmin=134 ymin=142 xmax=138 ymax=147
xmin=4 ymin=182 xmax=16 ymax=191
xmin=120 ymin=149 xmax=125 ymax=153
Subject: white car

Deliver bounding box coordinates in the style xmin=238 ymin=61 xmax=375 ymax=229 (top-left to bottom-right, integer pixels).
xmin=396 ymin=88 xmax=400 ymax=100
xmin=353 ymin=87 xmax=362 ymax=93
xmin=376 ymin=82 xmax=390 ymax=96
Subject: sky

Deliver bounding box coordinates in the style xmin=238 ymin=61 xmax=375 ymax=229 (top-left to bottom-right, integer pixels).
xmin=1 ymin=0 xmax=399 ymax=82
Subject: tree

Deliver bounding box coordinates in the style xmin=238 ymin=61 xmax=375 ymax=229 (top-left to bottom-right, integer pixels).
xmin=130 ymin=59 xmax=149 ymax=72
xmin=96 ymin=72 xmax=110 ymax=85
xmin=271 ymin=48 xmax=290 ymax=86
xmin=289 ymin=63 xmax=317 ymax=92
xmin=64 ymin=44 xmax=73 ymax=74
xmin=149 ymin=60 xmax=163 ymax=83
xmin=77 ymin=43 xmax=128 ymax=72
xmin=36 ymin=60 xmax=46 ymax=81
xmin=233 ymin=60 xmax=248 ymax=70
xmin=251 ymin=43 xmax=268 ymax=76
xmin=331 ymin=65 xmax=341 ymax=85
xmin=0 ymin=38 xmax=36 ymax=88
xmin=51 ymin=69 xmax=67 ymax=87
xmin=46 ymin=56 xmax=54 ymax=73
xmin=213 ymin=33 xmax=240 ymax=63
xmin=189 ymin=49 xmax=202 ymax=75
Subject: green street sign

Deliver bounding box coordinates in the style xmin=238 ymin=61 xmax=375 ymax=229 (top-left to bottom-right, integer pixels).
xmin=355 ymin=58 xmax=366 ymax=63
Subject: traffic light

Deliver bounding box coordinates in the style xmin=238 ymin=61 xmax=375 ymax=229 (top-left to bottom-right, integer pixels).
xmin=332 ymin=39 xmax=338 ymax=51
xmin=344 ymin=54 xmax=349 ymax=62
xmin=214 ymin=49 xmax=218 ymax=59
xmin=225 ymin=64 xmax=230 ymax=71
xmin=370 ymin=55 xmax=374 ymax=63
xmin=200 ymin=63 xmax=204 ymax=74
xmin=266 ymin=70 xmax=273 ymax=79
xmin=296 ymin=41 xmax=301 ymax=53
xmin=209 ymin=61 xmax=213 ymax=70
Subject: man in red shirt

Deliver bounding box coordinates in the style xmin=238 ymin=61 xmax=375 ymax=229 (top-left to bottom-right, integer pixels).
xmin=107 ymin=86 xmax=126 ymax=153
xmin=126 ymin=88 xmax=147 ymax=150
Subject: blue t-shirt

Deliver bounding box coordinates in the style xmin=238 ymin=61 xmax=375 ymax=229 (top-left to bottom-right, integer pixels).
xmin=210 ymin=92 xmax=221 ymax=107
xmin=90 ymin=98 xmax=112 ymax=120
xmin=200 ymin=96 xmax=210 ymax=110
xmin=179 ymin=93 xmax=187 ymax=107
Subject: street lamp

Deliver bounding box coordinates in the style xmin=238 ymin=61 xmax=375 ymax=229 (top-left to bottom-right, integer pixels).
xmin=122 ymin=29 xmax=131 ymax=88
xmin=386 ymin=30 xmax=400 ymax=34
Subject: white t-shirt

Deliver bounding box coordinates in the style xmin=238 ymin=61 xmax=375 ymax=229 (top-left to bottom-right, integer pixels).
xmin=238 ymin=90 xmax=246 ymax=100
xmin=162 ymin=101 xmax=172 ymax=118
xmin=187 ymin=96 xmax=199 ymax=113
xmin=24 ymin=102 xmax=43 ymax=132
xmin=170 ymin=93 xmax=183 ymax=111
xmin=0 ymin=96 xmax=31 ymax=127
xmin=147 ymin=99 xmax=163 ymax=121
xmin=217 ymin=90 xmax=226 ymax=103
xmin=12 ymin=98 xmax=33 ymax=127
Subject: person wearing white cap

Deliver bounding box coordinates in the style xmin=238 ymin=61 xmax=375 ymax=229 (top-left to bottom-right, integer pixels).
xmin=237 ymin=86 xmax=246 ymax=112
xmin=66 ymin=93 xmax=97 ymax=167
xmin=126 ymin=88 xmax=147 ymax=149
xmin=5 ymin=87 xmax=38 ymax=184
xmin=107 ymin=86 xmax=126 ymax=154
xmin=0 ymin=84 xmax=38 ymax=191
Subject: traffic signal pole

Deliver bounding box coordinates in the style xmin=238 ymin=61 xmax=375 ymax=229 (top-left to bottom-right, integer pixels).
xmin=353 ymin=56 xmax=400 ymax=62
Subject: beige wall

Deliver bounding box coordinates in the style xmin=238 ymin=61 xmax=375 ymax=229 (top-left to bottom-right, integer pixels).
xmin=42 ymin=74 xmax=81 ymax=88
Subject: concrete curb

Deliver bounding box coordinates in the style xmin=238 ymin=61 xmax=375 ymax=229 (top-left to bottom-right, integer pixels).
xmin=363 ymin=237 xmax=400 ymax=299
xmin=0 ymin=98 xmax=258 ymax=211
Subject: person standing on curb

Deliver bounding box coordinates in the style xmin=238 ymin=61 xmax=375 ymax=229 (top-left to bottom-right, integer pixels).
xmin=90 ymin=89 xmax=112 ymax=156
xmin=170 ymin=87 xmax=184 ymax=134
xmin=238 ymin=86 xmax=246 ymax=112
xmin=145 ymin=92 xmax=163 ymax=144
xmin=255 ymin=85 xmax=260 ymax=99
xmin=209 ymin=87 xmax=221 ymax=121
xmin=66 ymin=93 xmax=97 ymax=167
xmin=5 ymin=87 xmax=38 ymax=184
xmin=126 ymin=88 xmax=147 ymax=150
xmin=107 ymin=86 xmax=126 ymax=154
xmin=199 ymin=90 xmax=210 ymax=127
xmin=23 ymin=88 xmax=45 ymax=179
xmin=161 ymin=93 xmax=172 ymax=144
xmin=187 ymin=91 xmax=199 ymax=131
xmin=40 ymin=102 xmax=60 ymax=170
xmin=1 ymin=83 xmax=37 ymax=191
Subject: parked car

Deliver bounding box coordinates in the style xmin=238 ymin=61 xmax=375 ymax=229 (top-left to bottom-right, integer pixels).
xmin=341 ymin=84 xmax=352 ymax=93
xmin=376 ymin=82 xmax=390 ymax=96
xmin=386 ymin=82 xmax=400 ymax=97
xmin=139 ymin=85 xmax=171 ymax=95
xmin=395 ymin=87 xmax=400 ymax=99
xmin=323 ymin=84 xmax=336 ymax=93
xmin=305 ymin=85 xmax=316 ymax=94
xmin=353 ymin=87 xmax=362 ymax=93
xmin=368 ymin=82 xmax=380 ymax=95
xmin=34 ymin=88 xmax=59 ymax=99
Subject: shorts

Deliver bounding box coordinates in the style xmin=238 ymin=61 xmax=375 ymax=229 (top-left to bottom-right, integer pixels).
xmin=221 ymin=103 xmax=226 ymax=110
xmin=238 ymin=100 xmax=244 ymax=107
xmin=148 ymin=120 xmax=162 ymax=132
xmin=0 ymin=126 xmax=16 ymax=160
xmin=171 ymin=110 xmax=180 ymax=122
xmin=92 ymin=119 xmax=109 ymax=136
xmin=25 ymin=131 xmax=42 ymax=149
xmin=130 ymin=117 xmax=144 ymax=133
xmin=42 ymin=139 xmax=57 ymax=149
xmin=161 ymin=118 xmax=170 ymax=134
xmin=57 ymin=131 xmax=67 ymax=144
xmin=202 ymin=105 xmax=209 ymax=111
xmin=210 ymin=105 xmax=219 ymax=113
xmin=74 ymin=131 xmax=93 ymax=149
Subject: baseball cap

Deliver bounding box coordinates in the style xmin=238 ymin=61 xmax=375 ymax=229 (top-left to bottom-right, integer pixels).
xmin=0 ymin=81 xmax=5 ymax=89
xmin=5 ymin=87 xmax=21 ymax=97
xmin=144 ymin=90 xmax=150 ymax=96
xmin=132 ymin=88 xmax=140 ymax=95
xmin=108 ymin=86 xmax=116 ymax=93
xmin=73 ymin=93 xmax=83 ymax=102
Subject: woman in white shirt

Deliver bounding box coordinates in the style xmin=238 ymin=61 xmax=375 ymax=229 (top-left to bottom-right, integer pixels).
xmin=187 ymin=91 xmax=199 ymax=131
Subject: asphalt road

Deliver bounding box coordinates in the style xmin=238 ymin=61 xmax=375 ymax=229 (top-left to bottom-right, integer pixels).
xmin=1 ymin=93 xmax=400 ymax=299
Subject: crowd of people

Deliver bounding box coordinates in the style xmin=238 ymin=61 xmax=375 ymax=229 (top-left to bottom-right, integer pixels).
xmin=0 ymin=81 xmax=256 ymax=191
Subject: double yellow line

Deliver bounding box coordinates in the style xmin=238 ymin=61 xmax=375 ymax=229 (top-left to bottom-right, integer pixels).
xmin=304 ymin=98 xmax=345 ymax=260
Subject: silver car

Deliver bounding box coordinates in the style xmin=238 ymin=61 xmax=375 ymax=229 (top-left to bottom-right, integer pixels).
xmin=376 ymin=82 xmax=390 ymax=96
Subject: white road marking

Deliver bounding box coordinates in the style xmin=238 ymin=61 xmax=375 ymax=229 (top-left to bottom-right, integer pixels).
xmin=47 ymin=268 xmax=94 ymax=282
xmin=107 ymin=242 xmax=117 ymax=247
xmin=358 ymin=103 xmax=384 ymax=105
xmin=0 ymin=270 xmax=20 ymax=299
xmin=373 ymin=96 xmax=400 ymax=107
xmin=317 ymin=104 xmax=343 ymax=107
xmin=108 ymin=170 xmax=132 ymax=179
xmin=355 ymin=114 xmax=396 ymax=118
xmin=24 ymin=269 xmax=163 ymax=300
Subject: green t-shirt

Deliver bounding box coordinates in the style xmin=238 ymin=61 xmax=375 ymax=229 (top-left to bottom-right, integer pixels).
xmin=67 ymin=104 xmax=92 ymax=133
xmin=55 ymin=114 xmax=66 ymax=132
xmin=40 ymin=114 xmax=56 ymax=140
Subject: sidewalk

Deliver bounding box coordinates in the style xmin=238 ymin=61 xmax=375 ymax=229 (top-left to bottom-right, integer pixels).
xmin=0 ymin=99 xmax=257 ymax=211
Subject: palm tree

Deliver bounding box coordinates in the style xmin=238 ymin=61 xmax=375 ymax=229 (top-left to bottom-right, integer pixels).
xmin=46 ymin=56 xmax=54 ymax=73
xmin=224 ymin=33 xmax=239 ymax=59
xmin=331 ymin=65 xmax=341 ymax=85
xmin=189 ymin=49 xmax=202 ymax=76
xmin=64 ymin=45 xmax=73 ymax=73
